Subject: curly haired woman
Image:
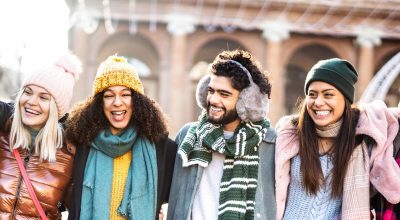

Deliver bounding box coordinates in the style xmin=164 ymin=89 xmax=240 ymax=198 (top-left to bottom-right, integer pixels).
xmin=66 ymin=55 xmax=177 ymax=220
xmin=0 ymin=52 xmax=81 ymax=219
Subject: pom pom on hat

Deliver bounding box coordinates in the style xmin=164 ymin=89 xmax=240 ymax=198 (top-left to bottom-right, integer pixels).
xmin=22 ymin=51 xmax=82 ymax=119
xmin=54 ymin=52 xmax=82 ymax=81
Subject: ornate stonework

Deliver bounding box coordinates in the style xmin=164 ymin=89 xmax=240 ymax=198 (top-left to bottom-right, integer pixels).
xmin=66 ymin=0 xmax=400 ymax=134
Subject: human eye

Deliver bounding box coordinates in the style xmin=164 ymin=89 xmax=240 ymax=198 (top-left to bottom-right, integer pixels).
xmin=23 ymin=88 xmax=33 ymax=95
xmin=307 ymin=92 xmax=317 ymax=98
xmin=220 ymin=92 xmax=230 ymax=97
xmin=122 ymin=92 xmax=132 ymax=97
xmin=207 ymin=88 xmax=214 ymax=94
xmin=103 ymin=93 xmax=114 ymax=99
xmin=40 ymin=95 xmax=50 ymax=101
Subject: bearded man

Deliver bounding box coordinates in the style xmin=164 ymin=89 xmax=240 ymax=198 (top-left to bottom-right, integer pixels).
xmin=167 ymin=49 xmax=276 ymax=220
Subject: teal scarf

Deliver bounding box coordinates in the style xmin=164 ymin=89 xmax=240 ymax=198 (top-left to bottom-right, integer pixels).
xmin=80 ymin=128 xmax=158 ymax=220
xmin=179 ymin=112 xmax=269 ymax=220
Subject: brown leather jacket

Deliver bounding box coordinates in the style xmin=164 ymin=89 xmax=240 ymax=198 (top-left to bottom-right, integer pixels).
xmin=0 ymin=132 xmax=74 ymax=220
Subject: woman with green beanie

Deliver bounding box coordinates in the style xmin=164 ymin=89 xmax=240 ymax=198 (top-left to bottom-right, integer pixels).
xmin=275 ymin=58 xmax=400 ymax=220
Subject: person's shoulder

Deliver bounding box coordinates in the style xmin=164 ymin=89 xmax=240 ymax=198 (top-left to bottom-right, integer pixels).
xmin=178 ymin=122 xmax=196 ymax=134
xmin=358 ymin=100 xmax=399 ymax=126
xmin=274 ymin=115 xmax=298 ymax=136
xmin=262 ymin=126 xmax=276 ymax=144
xmin=161 ymin=135 xmax=177 ymax=152
xmin=359 ymin=100 xmax=398 ymax=114
xmin=175 ymin=122 xmax=197 ymax=144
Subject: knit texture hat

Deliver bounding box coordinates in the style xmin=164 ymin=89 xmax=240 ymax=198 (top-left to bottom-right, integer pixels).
xmin=304 ymin=58 xmax=358 ymax=103
xmin=93 ymin=55 xmax=144 ymax=95
xmin=22 ymin=52 xmax=82 ymax=119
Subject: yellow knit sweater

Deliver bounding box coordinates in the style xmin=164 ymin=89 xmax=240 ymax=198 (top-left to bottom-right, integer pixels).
xmin=110 ymin=150 xmax=132 ymax=220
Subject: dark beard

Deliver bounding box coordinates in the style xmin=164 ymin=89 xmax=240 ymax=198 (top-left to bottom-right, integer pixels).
xmin=206 ymin=104 xmax=239 ymax=125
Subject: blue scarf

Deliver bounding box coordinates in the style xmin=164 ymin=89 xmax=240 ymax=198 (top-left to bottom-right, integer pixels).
xmin=80 ymin=128 xmax=158 ymax=220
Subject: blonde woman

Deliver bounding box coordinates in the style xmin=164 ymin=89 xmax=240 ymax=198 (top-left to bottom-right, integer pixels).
xmin=0 ymin=52 xmax=81 ymax=219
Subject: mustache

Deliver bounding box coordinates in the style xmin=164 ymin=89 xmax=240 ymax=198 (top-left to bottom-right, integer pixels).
xmin=207 ymin=102 xmax=226 ymax=111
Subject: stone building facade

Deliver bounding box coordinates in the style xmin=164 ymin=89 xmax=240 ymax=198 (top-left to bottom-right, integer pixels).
xmin=66 ymin=0 xmax=400 ymax=134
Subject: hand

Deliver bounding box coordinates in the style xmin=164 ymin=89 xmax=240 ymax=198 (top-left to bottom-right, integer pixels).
xmin=159 ymin=208 xmax=164 ymax=220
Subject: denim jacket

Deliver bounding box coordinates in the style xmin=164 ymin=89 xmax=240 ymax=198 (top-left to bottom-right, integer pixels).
xmin=167 ymin=123 xmax=276 ymax=220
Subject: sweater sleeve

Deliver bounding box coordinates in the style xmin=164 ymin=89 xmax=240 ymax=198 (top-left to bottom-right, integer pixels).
xmin=155 ymin=135 xmax=178 ymax=220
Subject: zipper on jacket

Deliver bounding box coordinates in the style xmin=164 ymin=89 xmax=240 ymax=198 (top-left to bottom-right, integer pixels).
xmin=11 ymin=151 xmax=31 ymax=219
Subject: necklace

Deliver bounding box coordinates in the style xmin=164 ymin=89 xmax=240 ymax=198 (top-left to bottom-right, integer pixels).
xmin=318 ymin=138 xmax=333 ymax=155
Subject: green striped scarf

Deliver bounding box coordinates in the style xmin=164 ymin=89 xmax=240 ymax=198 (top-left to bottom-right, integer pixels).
xmin=178 ymin=113 xmax=270 ymax=220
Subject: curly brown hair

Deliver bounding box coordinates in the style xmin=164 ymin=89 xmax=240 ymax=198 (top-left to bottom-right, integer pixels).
xmin=209 ymin=49 xmax=271 ymax=98
xmin=65 ymin=90 xmax=169 ymax=147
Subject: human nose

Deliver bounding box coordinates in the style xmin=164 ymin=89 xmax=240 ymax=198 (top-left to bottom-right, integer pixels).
xmin=26 ymin=95 xmax=39 ymax=106
xmin=113 ymin=95 xmax=123 ymax=106
xmin=208 ymin=93 xmax=220 ymax=105
xmin=314 ymin=95 xmax=324 ymax=107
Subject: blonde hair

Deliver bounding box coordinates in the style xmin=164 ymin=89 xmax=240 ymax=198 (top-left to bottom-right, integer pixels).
xmin=9 ymin=90 xmax=63 ymax=162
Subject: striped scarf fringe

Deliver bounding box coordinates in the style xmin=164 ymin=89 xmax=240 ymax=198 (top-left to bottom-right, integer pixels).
xmin=178 ymin=113 xmax=269 ymax=220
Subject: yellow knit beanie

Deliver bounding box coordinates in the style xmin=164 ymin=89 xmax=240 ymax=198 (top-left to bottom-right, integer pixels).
xmin=93 ymin=55 xmax=144 ymax=95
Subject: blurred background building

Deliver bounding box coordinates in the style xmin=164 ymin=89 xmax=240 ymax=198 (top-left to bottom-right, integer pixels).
xmin=1 ymin=0 xmax=400 ymax=135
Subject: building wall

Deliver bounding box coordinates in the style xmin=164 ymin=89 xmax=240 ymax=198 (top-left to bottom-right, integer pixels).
xmin=68 ymin=1 xmax=400 ymax=135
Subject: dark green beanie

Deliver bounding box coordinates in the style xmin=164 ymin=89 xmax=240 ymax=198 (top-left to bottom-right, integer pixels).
xmin=304 ymin=58 xmax=358 ymax=103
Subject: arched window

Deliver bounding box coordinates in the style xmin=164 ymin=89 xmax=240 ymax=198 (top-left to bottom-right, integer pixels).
xmin=97 ymin=32 xmax=160 ymax=100
xmin=189 ymin=38 xmax=246 ymax=120
xmin=285 ymin=44 xmax=339 ymax=114
xmin=126 ymin=57 xmax=151 ymax=77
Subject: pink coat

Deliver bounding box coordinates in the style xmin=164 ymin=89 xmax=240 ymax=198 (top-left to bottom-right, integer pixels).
xmin=275 ymin=101 xmax=400 ymax=220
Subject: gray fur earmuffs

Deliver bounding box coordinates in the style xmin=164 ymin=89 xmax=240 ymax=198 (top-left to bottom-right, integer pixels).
xmin=195 ymin=60 xmax=269 ymax=123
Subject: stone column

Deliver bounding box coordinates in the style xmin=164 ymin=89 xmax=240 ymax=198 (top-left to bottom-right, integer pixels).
xmin=261 ymin=21 xmax=290 ymax=126
xmin=166 ymin=15 xmax=195 ymax=135
xmin=355 ymin=28 xmax=381 ymax=101
xmin=158 ymin=59 xmax=169 ymax=111
xmin=70 ymin=28 xmax=92 ymax=103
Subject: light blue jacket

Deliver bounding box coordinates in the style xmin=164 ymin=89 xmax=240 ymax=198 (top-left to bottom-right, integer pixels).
xmin=167 ymin=123 xmax=276 ymax=220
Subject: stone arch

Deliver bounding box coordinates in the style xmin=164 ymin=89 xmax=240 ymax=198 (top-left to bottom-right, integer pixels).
xmin=374 ymin=49 xmax=400 ymax=74
xmin=188 ymin=37 xmax=247 ymax=119
xmin=361 ymin=51 xmax=400 ymax=107
xmin=282 ymin=36 xmax=355 ymax=68
xmin=187 ymin=31 xmax=261 ymax=66
xmin=96 ymin=31 xmax=161 ymax=99
xmin=374 ymin=43 xmax=400 ymax=70
xmin=193 ymin=38 xmax=246 ymax=64
xmin=284 ymin=44 xmax=339 ymax=113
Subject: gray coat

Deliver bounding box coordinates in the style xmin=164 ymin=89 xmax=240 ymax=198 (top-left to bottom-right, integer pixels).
xmin=167 ymin=123 xmax=276 ymax=220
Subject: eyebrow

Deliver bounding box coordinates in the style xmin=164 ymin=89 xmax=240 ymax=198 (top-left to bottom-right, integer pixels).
xmin=209 ymin=87 xmax=233 ymax=95
xmin=104 ymin=88 xmax=131 ymax=93
xmin=25 ymin=87 xmax=50 ymax=96
xmin=309 ymin=88 xmax=336 ymax=93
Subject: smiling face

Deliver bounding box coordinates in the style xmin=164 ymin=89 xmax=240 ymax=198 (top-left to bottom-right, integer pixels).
xmin=206 ymin=75 xmax=241 ymax=131
xmin=103 ymin=86 xmax=133 ymax=135
xmin=19 ymin=85 xmax=51 ymax=131
xmin=306 ymin=81 xmax=346 ymax=128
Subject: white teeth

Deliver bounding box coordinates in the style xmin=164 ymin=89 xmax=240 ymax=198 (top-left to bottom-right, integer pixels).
xmin=210 ymin=107 xmax=222 ymax=111
xmin=25 ymin=108 xmax=40 ymax=115
xmin=316 ymin=110 xmax=330 ymax=116
xmin=112 ymin=111 xmax=126 ymax=115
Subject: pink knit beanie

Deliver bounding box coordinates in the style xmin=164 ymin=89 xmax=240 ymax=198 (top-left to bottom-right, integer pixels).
xmin=21 ymin=51 xmax=82 ymax=119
